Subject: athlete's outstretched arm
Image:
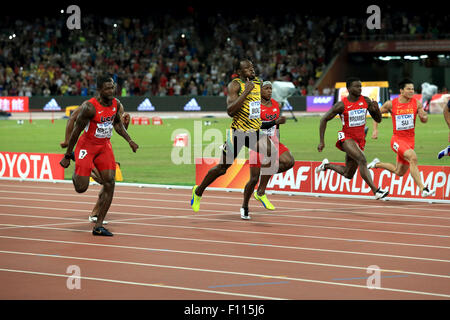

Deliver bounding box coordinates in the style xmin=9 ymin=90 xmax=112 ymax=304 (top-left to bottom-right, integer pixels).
xmin=60 ymin=106 xmax=81 ymax=148
xmin=417 ymin=99 xmax=428 ymax=123
xmin=226 ymin=79 xmax=254 ymax=117
xmin=371 ymin=100 xmax=392 ymax=139
xmin=113 ymin=102 xmax=138 ymax=153
xmin=318 ymin=101 xmax=344 ymax=152
xmin=60 ymin=102 xmax=95 ymax=168
xmin=365 ymin=96 xmax=382 ymax=123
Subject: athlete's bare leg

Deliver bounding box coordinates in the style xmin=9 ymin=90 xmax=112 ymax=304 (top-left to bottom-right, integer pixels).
xmin=374 ymin=149 xmax=424 ymax=189
xmin=324 ymin=154 xmax=358 ymax=180
xmin=195 ymin=151 xmax=232 ymax=197
xmin=93 ymin=169 xmax=115 ymax=228
xmin=243 ymin=166 xmax=261 ymax=207
xmin=72 ymin=174 xmax=90 ymax=194
xmin=257 ymin=151 xmax=294 ymax=196
xmin=242 ymin=135 xmax=273 ymax=209
xmin=90 ymin=167 xmax=104 ymax=218
xmin=325 ymin=139 xmax=378 ymax=194
xmin=403 ymin=149 xmax=425 ymax=190
xmin=90 ymin=167 xmax=103 ymax=185
xmin=374 ymin=160 xmax=409 ymax=177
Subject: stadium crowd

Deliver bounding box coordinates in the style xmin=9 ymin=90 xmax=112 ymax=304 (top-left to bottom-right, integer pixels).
xmin=0 ymin=9 xmax=449 ymax=97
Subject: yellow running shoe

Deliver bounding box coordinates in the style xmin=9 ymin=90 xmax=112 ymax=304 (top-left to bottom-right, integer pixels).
xmin=191 ymin=185 xmax=202 ymax=212
xmin=254 ymin=191 xmax=275 ymax=210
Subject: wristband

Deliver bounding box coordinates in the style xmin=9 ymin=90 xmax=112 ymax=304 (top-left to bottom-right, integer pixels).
xmin=64 ymin=152 xmax=74 ymax=160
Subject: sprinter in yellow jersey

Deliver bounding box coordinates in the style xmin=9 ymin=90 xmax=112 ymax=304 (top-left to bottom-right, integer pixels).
xmin=191 ymin=59 xmax=276 ymax=220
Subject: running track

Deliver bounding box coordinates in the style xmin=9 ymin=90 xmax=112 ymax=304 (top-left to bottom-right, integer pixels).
xmin=0 ymin=179 xmax=449 ymax=300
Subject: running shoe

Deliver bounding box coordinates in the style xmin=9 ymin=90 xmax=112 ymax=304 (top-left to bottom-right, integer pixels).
xmin=92 ymin=226 xmax=113 ymax=236
xmin=315 ymin=158 xmax=329 ymax=173
xmin=254 ymin=191 xmax=275 ymax=210
xmin=89 ymin=215 xmax=108 ymax=225
xmin=437 ymin=146 xmax=450 ymax=159
xmin=374 ymin=187 xmax=389 ymax=200
xmin=191 ymin=185 xmax=201 ymax=212
xmin=240 ymin=207 xmax=251 ymax=220
xmin=421 ymin=186 xmax=436 ymax=198
xmin=367 ymin=158 xmax=380 ymax=169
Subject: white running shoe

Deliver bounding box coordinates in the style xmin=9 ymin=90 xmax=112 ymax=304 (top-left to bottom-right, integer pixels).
xmin=421 ymin=186 xmax=436 ymax=198
xmin=240 ymin=207 xmax=251 ymax=220
xmin=89 ymin=215 xmax=108 ymax=225
xmin=367 ymin=158 xmax=380 ymax=169
xmin=315 ymin=159 xmax=329 ymax=173
xmin=374 ymin=188 xmax=389 ymax=200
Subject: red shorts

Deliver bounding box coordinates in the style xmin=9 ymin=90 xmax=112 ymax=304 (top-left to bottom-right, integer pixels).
xmin=336 ymin=131 xmax=366 ymax=152
xmin=74 ymin=137 xmax=116 ymax=177
xmin=391 ymin=135 xmax=415 ymax=165
xmin=249 ymin=142 xmax=289 ymax=168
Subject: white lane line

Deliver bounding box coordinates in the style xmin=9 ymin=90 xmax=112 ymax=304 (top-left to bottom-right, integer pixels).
xmin=1 ymin=184 xmax=447 ymax=213
xmin=1 ymin=238 xmax=449 ymax=279
xmin=1 ymin=226 xmax=450 ymax=265
xmin=0 ymin=212 xmax=449 ymax=252
xmin=1 ymin=204 xmax=449 ymax=239
xmin=0 ymin=251 xmax=449 ymax=298
xmin=1 ymin=196 xmax=449 ymax=229
xmin=0 ymin=267 xmax=282 ymax=300
xmin=1 ymin=189 xmax=449 ymax=221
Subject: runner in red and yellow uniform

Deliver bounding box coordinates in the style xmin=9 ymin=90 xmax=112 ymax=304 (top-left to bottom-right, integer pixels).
xmin=368 ymin=79 xmax=435 ymax=197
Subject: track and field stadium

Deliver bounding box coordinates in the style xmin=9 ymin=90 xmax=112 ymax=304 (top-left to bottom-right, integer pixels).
xmin=0 ymin=1 xmax=449 ymax=315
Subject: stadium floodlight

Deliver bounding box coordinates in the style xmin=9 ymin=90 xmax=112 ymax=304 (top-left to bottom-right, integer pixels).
xmin=272 ymin=81 xmax=297 ymax=122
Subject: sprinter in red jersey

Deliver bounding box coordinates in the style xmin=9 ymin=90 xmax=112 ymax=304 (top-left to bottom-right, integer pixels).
xmin=60 ymin=75 xmax=139 ymax=236
xmin=317 ymin=77 xmax=389 ymax=200
xmin=246 ymin=81 xmax=294 ymax=211
xmin=60 ymin=102 xmax=131 ymax=225
xmin=368 ymin=79 xmax=435 ymax=197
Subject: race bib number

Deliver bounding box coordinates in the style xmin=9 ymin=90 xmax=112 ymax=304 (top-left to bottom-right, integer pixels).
xmin=79 ymin=149 xmax=88 ymax=160
xmin=395 ymin=114 xmax=414 ymax=130
xmin=95 ymin=122 xmax=113 ymax=138
xmin=393 ymin=142 xmax=399 ymax=152
xmin=348 ymin=109 xmax=366 ymax=127
xmin=249 ymin=100 xmax=261 ymax=120
xmin=261 ymin=125 xmax=276 ymax=137
xmin=338 ymin=131 xmax=345 ymax=141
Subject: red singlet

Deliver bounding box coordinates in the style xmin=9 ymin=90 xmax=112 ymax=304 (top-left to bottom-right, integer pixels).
xmin=390 ymin=97 xmax=418 ymax=165
xmin=336 ymin=95 xmax=368 ymax=151
xmin=249 ymin=99 xmax=289 ymax=168
xmin=74 ymin=97 xmax=118 ymax=176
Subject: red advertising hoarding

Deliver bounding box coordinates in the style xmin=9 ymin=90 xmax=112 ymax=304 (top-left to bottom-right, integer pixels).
xmin=0 ymin=97 xmax=29 ymax=113
xmin=196 ymin=158 xmax=450 ymax=202
xmin=0 ymin=152 xmax=64 ymax=180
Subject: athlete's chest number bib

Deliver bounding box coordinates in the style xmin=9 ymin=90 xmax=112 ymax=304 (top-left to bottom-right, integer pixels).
xmin=95 ymin=122 xmax=113 ymax=138
xmin=249 ymin=101 xmax=261 ymax=120
xmin=261 ymin=125 xmax=276 ymax=137
xmin=395 ymin=114 xmax=414 ymax=130
xmin=347 ymin=109 xmax=366 ymax=127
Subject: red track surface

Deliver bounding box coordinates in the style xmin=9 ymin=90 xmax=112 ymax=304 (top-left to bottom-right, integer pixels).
xmin=0 ymin=179 xmax=449 ymax=300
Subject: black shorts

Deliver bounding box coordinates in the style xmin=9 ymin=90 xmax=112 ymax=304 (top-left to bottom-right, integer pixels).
xmin=221 ymin=129 xmax=264 ymax=164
